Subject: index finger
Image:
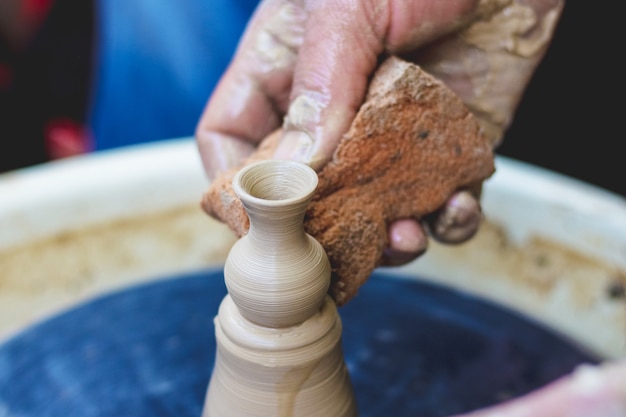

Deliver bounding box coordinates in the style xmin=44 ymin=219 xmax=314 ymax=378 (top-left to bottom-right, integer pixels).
xmin=274 ymin=0 xmax=482 ymax=170
xmin=195 ymin=0 xmax=307 ymax=179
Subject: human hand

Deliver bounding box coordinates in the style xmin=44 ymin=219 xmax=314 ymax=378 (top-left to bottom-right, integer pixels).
xmin=451 ymin=359 xmax=626 ymax=417
xmin=196 ymin=0 xmax=565 ymax=265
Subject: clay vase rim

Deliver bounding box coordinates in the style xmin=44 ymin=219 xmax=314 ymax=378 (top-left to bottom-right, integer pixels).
xmin=232 ymin=160 xmax=318 ymax=208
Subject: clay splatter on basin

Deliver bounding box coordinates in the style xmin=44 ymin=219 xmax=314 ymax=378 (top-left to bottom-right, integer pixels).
xmin=0 ymin=269 xmax=598 ymax=417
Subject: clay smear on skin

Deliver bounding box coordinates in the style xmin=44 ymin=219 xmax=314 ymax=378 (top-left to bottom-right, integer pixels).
xmin=463 ymin=0 xmax=564 ymax=142
xmin=253 ymin=2 xmax=305 ymax=74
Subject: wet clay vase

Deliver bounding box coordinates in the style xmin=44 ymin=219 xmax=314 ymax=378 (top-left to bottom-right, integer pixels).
xmin=202 ymin=160 xmax=358 ymax=417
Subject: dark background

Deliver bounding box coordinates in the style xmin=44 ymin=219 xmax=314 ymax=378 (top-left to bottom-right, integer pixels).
xmin=496 ymin=2 xmax=623 ymax=196
xmin=0 ymin=0 xmax=94 ymax=172
xmin=1 ymin=1 xmax=623 ymax=196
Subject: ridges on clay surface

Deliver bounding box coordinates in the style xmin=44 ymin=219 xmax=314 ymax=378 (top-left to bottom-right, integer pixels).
xmin=204 ymin=160 xmax=358 ymax=417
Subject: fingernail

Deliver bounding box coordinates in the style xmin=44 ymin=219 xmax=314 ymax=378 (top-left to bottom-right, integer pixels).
xmin=383 ymin=220 xmax=428 ymax=267
xmin=428 ymin=191 xmax=482 ymax=244
xmin=273 ymin=131 xmax=314 ymax=164
xmin=389 ymin=219 xmax=428 ymax=253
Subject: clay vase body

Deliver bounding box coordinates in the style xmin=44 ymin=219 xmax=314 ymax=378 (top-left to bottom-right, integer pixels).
xmin=202 ymin=160 xmax=358 ymax=417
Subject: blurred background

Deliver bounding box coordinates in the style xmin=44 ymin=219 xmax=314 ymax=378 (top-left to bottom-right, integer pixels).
xmin=0 ymin=0 xmax=622 ymax=196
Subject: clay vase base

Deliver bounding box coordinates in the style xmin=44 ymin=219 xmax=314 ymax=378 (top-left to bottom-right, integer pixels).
xmin=203 ymin=295 xmax=358 ymax=417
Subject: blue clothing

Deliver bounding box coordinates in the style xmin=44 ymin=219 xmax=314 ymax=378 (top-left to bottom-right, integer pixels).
xmin=89 ymin=0 xmax=259 ymax=150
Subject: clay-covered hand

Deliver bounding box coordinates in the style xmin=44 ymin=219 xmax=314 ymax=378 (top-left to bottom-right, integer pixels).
xmin=450 ymin=359 xmax=626 ymax=417
xmin=196 ymin=0 xmax=565 ymax=265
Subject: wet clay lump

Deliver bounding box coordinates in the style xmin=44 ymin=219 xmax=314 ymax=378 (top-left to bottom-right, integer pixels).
xmin=202 ymin=56 xmax=495 ymax=306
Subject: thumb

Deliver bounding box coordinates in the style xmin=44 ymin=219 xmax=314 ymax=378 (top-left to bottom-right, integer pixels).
xmin=273 ymin=0 xmax=482 ymax=170
xmin=273 ymin=0 xmax=383 ymax=170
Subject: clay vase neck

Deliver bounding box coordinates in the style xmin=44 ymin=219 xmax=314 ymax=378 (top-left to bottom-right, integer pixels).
xmin=234 ymin=165 xmax=313 ymax=251
xmin=226 ymin=160 xmax=331 ymax=328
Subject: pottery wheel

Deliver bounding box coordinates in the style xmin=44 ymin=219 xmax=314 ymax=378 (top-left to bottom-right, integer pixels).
xmin=0 ymin=269 xmax=598 ymax=417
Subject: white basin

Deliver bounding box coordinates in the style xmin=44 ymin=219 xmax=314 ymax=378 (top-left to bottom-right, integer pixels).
xmin=1 ymin=137 xmax=624 ymax=359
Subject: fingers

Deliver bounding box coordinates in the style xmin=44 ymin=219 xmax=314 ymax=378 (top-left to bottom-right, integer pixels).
xmin=274 ymin=0 xmax=481 ymax=170
xmin=273 ymin=0 xmax=385 ymax=170
xmin=382 ymin=219 xmax=429 ymax=266
xmin=382 ymin=190 xmax=483 ymax=266
xmin=196 ymin=0 xmax=307 ymax=178
xmin=426 ymin=190 xmax=483 ymax=244
xmin=196 ymin=131 xmax=257 ymax=180
xmin=198 ymin=0 xmax=484 ymax=177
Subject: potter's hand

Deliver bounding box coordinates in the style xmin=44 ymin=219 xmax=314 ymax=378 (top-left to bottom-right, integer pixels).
xmin=196 ymin=0 xmax=564 ymax=264
xmin=450 ymin=360 xmax=626 ymax=417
